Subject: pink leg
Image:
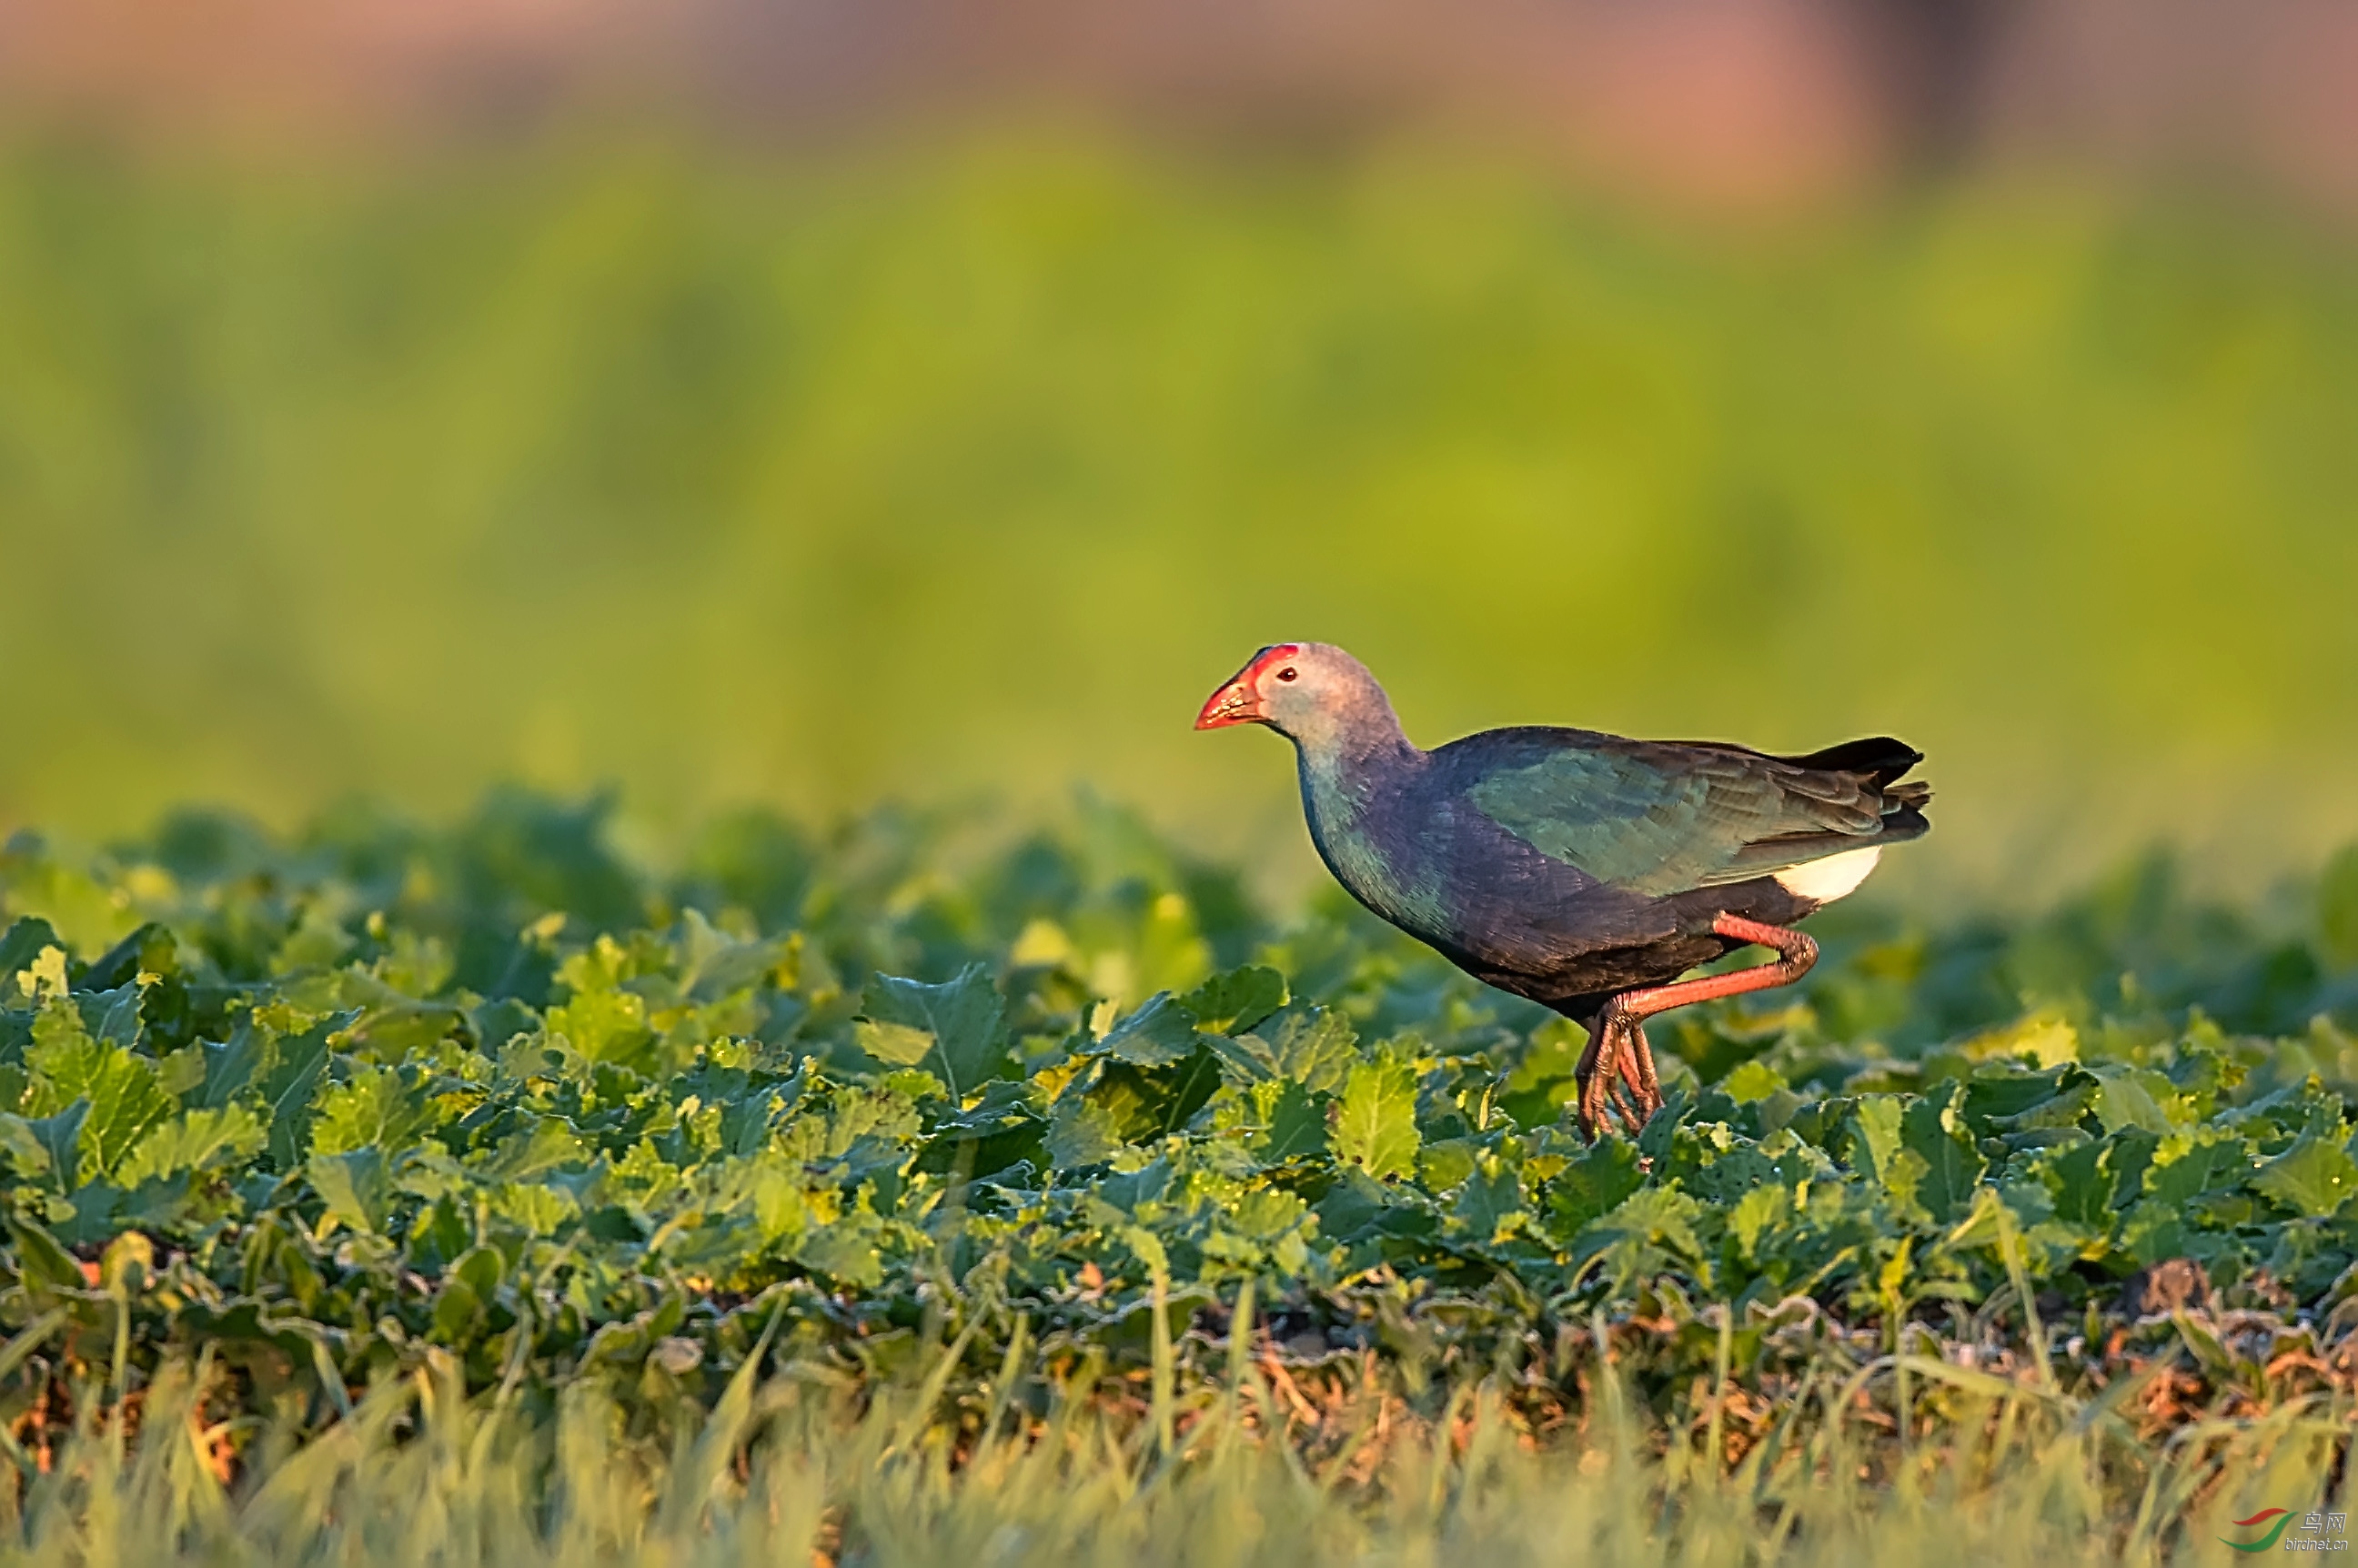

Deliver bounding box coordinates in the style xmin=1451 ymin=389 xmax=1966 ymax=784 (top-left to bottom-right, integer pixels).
xmin=1576 ymin=915 xmax=1819 ymax=1141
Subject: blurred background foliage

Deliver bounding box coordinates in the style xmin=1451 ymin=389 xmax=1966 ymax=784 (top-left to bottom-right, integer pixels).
xmin=0 ymin=1 xmax=2353 ymax=903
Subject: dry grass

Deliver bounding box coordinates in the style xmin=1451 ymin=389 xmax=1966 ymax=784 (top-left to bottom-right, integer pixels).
xmin=2 ymin=1316 xmax=2352 ymax=1568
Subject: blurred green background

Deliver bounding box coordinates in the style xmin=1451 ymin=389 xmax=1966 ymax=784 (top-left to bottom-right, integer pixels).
xmin=1 ymin=127 xmax=2353 ymax=900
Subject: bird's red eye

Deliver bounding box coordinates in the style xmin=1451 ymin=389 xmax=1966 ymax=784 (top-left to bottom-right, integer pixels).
xmin=1276 ymin=667 xmax=1298 ymax=681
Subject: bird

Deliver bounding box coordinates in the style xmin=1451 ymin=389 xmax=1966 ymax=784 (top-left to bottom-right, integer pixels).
xmin=1194 ymin=642 xmax=1930 ymax=1139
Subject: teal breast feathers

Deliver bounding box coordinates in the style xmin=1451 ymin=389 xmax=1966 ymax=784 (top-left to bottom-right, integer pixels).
xmin=1299 ymin=759 xmax=1451 ymax=939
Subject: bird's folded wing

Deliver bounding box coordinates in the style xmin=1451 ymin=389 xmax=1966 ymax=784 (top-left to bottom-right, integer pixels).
xmin=1464 ymin=740 xmax=1893 ymax=899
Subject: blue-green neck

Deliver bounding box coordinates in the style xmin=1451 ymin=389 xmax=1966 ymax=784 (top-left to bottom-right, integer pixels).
xmin=1291 ymin=721 xmax=1444 ymax=938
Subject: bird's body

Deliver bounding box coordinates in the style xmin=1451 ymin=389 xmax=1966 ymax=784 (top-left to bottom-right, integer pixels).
xmin=1290 ymin=719 xmax=1927 ymax=1017
xmin=1196 ymin=642 xmax=1931 ymax=1135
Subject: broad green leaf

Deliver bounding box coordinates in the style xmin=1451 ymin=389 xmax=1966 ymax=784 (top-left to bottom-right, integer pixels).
xmin=1057 ymin=1060 xmax=1169 ymax=1148
xmin=671 ymin=909 xmax=789 ymax=1003
xmin=715 ymin=1090 xmax=786 ymax=1161
xmin=751 ymin=1159 xmax=811 ymax=1244
xmin=1846 ymin=1096 xmax=1930 ymax=1219
xmin=859 ymin=965 xmax=1009 ymax=1100
xmin=1095 ymin=1157 xmax=1172 ymax=1216
xmin=798 ymin=1220 xmax=884 ymax=1288
xmin=1420 ymin=1138 xmax=1478 ymax=1190
xmin=2145 ymin=1131 xmax=2244 ymax=1206
xmin=450 ymin=1244 xmax=503 ymax=1302
xmin=547 ymin=986 xmax=651 ymax=1068
xmin=1722 ymin=1060 xmax=1787 ymax=1104
xmin=491 ymin=1181 xmax=578 ymax=1233
xmin=1960 ymin=1063 xmax=2088 ymax=1128
xmin=1638 ymin=1088 xmax=1691 ymax=1167
xmin=157 ymin=1046 xmax=206 ymax=1098
xmin=1045 ymin=1096 xmax=1126 ymax=1171
xmin=2118 ymin=1198 xmax=2192 ymax=1267
xmin=1958 ymin=1014 xmax=2079 ymax=1069
xmin=1990 ymin=1081 xmax=2098 ymax=1133
xmin=1547 ymin=1138 xmax=1646 ymax=1239
xmin=1255 ymin=1080 xmax=1328 ymax=1161
xmin=854 ymin=1019 xmax=933 ymax=1067
xmin=1575 ymin=1186 xmax=1710 ymax=1295
xmin=1227 ymin=1187 xmax=1313 ymax=1243
xmin=1728 ymin=1183 xmax=1787 ymax=1261
xmin=1119 ymin=1224 xmax=1171 ymax=1278
xmin=116 ymin=1105 xmax=267 ymax=1187
xmin=2091 ymin=1070 xmax=2174 ymax=1135
xmin=2253 ymin=1130 xmax=2358 ymax=1217
xmin=4 ymin=1214 xmax=86 ymax=1295
xmin=78 ymin=981 xmax=145 ymax=1050
xmin=311 ymin=1064 xmax=428 ymax=1155
xmin=1901 ymin=1086 xmax=1986 ymax=1224
xmin=197 ymin=1020 xmax=270 ymax=1110
xmin=1096 ymin=992 xmax=1200 ymax=1067
xmin=1879 ymin=1146 xmax=1931 ymax=1220
xmin=1315 ymin=1167 xmax=1425 ymax=1246
xmin=1226 ymin=1005 xmax=1358 ymax=1094
xmin=310 ymin=1148 xmax=395 ymax=1233
xmin=430 ymin=1279 xmax=483 ymax=1342
xmin=0 ymin=1113 xmax=51 ymax=1179
xmin=24 ymin=1000 xmax=172 ymax=1184
xmin=2044 ymin=1136 xmax=2113 ymax=1229
xmin=1269 ymin=1007 xmax=1358 ymax=1092
xmin=344 ymin=999 xmax=467 ymax=1062
xmin=1333 ymin=1060 xmax=1419 ymax=1181
xmin=1179 ymin=966 xmax=1286 ymax=1036
xmin=1451 ymin=1155 xmax=1523 ymax=1245
xmin=18 ymin=1103 xmax=87 ymax=1192
xmin=1846 ymin=1096 xmax=1907 ymax=1180
xmin=1687 ymin=1143 xmax=1780 ymax=1206
xmin=260 ymin=1019 xmax=337 ymax=1169
xmin=489 ymin=1116 xmax=590 ymax=1180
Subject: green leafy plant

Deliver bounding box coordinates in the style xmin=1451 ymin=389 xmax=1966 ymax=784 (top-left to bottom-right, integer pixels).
xmin=3 ymin=793 xmax=2358 ymax=1465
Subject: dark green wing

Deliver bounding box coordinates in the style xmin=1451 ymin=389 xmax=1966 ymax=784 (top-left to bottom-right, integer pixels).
xmin=1458 ymin=729 xmax=1918 ymax=898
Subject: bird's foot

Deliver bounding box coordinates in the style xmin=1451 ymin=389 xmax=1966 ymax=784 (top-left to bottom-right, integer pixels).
xmin=1611 ymin=1025 xmax=1665 ymax=1137
xmin=1624 ymin=1021 xmax=1666 ymax=1121
xmin=1576 ymin=1013 xmax=1667 ymax=1141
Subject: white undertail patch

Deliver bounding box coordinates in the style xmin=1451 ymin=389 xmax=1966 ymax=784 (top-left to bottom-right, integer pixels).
xmin=1774 ymin=846 xmax=1882 ymax=904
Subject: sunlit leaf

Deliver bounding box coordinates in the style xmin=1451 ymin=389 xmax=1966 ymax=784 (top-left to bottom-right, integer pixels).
xmin=1179 ymin=966 xmax=1286 ymax=1037
xmin=860 ymin=966 xmax=1009 ymax=1100
xmin=2254 ymin=1130 xmax=2358 ymax=1218
xmin=24 ymin=1000 xmax=172 ymax=1185
xmin=1333 ymin=1059 xmax=1419 ymax=1181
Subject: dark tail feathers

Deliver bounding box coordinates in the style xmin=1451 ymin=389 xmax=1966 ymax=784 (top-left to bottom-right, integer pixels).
xmin=1783 ymin=735 xmax=1931 ymax=836
xmin=1779 ymin=736 xmax=1925 ymax=791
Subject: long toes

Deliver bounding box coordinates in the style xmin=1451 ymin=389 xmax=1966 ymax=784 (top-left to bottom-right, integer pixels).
xmin=1612 ymin=1026 xmax=1654 ymax=1112
xmin=1603 ymin=1065 xmax=1641 ymax=1127
xmin=1629 ymin=1024 xmax=1663 ymax=1099
xmin=1614 ymin=1040 xmax=1648 ymax=1100
xmin=1623 ymin=1026 xmax=1668 ymax=1124
xmin=1575 ymin=1070 xmax=1607 ymax=1142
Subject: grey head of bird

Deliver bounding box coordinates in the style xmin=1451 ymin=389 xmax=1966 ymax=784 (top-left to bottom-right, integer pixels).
xmin=1193 ymin=641 xmax=1406 ymax=757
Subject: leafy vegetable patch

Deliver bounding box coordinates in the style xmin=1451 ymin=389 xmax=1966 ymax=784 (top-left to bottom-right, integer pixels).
xmin=4 ymin=794 xmax=2358 ymax=1442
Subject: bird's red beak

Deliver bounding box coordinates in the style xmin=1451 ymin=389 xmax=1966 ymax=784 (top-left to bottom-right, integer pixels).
xmin=1194 ymin=678 xmax=1262 ymax=730
xmin=1194 ymin=645 xmax=1300 ymax=730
